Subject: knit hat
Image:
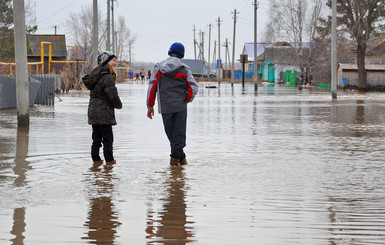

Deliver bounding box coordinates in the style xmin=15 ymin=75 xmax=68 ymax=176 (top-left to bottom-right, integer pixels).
xmin=168 ymin=42 xmax=185 ymax=58
xmin=97 ymin=51 xmax=116 ymax=66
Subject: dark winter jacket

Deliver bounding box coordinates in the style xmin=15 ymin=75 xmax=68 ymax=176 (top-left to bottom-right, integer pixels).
xmin=146 ymin=57 xmax=198 ymax=114
xmin=82 ymin=65 xmax=122 ymax=125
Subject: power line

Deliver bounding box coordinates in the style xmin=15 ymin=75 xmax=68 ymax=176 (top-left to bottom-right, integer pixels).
xmin=37 ymin=0 xmax=77 ymax=23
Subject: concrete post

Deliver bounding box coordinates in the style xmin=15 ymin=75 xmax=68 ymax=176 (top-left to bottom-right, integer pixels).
xmin=93 ymin=0 xmax=98 ymax=68
xmin=13 ymin=0 xmax=29 ymax=126
xmin=331 ymin=0 xmax=337 ymax=99
xmin=231 ymin=9 xmax=238 ymax=87
xmin=107 ymin=0 xmax=110 ymax=50
xmin=253 ymin=0 xmax=259 ymax=91
xmin=217 ymin=17 xmax=222 ymax=84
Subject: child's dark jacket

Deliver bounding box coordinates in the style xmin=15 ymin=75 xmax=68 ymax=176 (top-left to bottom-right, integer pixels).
xmin=82 ymin=66 xmax=122 ymax=125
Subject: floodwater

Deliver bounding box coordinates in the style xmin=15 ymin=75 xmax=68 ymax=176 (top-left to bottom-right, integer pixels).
xmin=1 ymin=82 xmax=385 ymax=244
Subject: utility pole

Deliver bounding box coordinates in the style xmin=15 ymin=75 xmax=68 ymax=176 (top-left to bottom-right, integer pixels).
xmin=201 ymin=31 xmax=205 ymax=62
xmin=208 ymin=24 xmax=211 ymax=72
xmin=129 ymin=40 xmax=132 ymax=64
xmin=107 ymin=0 xmax=110 ymax=50
xmin=223 ymin=38 xmax=230 ymax=76
xmin=115 ymin=31 xmax=118 ymax=58
xmin=331 ymin=0 xmax=337 ymax=99
xmin=13 ymin=0 xmax=29 ymax=126
xmin=217 ymin=17 xmax=222 ymax=84
xmin=92 ymin=0 xmax=98 ymax=68
xmin=111 ymin=0 xmax=115 ymax=53
xmin=54 ymin=25 xmax=57 ymax=35
xmin=212 ymin=40 xmax=216 ymax=67
xmin=231 ymin=9 xmax=238 ymax=87
xmin=253 ymin=0 xmax=259 ymax=91
xmin=193 ymin=25 xmax=197 ymax=59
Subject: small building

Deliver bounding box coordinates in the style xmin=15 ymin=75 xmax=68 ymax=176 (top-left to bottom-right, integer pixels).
xmin=242 ymin=42 xmax=274 ymax=78
xmin=27 ymin=34 xmax=67 ymax=74
xmin=264 ymin=44 xmax=309 ymax=83
xmin=337 ymin=63 xmax=385 ymax=90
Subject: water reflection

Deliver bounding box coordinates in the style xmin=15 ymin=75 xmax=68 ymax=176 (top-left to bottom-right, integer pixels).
xmin=146 ymin=166 xmax=194 ymax=244
xmin=83 ymin=170 xmax=121 ymax=244
xmin=13 ymin=126 xmax=31 ymax=187
xmin=10 ymin=208 xmax=26 ymax=245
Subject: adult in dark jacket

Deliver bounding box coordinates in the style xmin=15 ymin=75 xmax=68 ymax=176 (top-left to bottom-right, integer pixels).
xmin=82 ymin=51 xmax=122 ymax=169
xmin=146 ymin=42 xmax=198 ymax=166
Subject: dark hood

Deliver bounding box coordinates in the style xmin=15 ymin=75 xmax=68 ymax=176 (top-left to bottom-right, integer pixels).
xmin=82 ymin=66 xmax=110 ymax=90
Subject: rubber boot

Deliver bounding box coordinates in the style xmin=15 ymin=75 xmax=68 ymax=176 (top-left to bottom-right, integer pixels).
xmin=104 ymin=160 xmax=116 ymax=170
xmin=180 ymin=158 xmax=188 ymax=165
xmin=170 ymin=158 xmax=180 ymax=166
xmin=92 ymin=160 xmax=103 ymax=169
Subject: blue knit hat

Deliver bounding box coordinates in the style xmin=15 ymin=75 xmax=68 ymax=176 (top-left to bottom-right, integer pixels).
xmin=168 ymin=42 xmax=185 ymax=58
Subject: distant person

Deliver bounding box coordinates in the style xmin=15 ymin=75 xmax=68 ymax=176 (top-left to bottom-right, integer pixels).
xmin=147 ymin=69 xmax=151 ymax=80
xmin=135 ymin=72 xmax=140 ymax=81
xmin=146 ymin=42 xmax=198 ymax=166
xmin=128 ymin=69 xmax=134 ymax=81
xmin=82 ymin=51 xmax=122 ymax=170
xmin=140 ymin=69 xmax=145 ymax=81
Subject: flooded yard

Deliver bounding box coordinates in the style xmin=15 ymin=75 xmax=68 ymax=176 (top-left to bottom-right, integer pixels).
xmin=1 ymin=82 xmax=385 ymax=244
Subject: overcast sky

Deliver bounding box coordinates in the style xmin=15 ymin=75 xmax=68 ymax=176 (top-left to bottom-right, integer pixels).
xmin=33 ymin=0 xmax=270 ymax=63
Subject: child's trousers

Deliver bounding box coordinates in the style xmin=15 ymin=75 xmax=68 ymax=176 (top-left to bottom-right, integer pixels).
xmin=91 ymin=125 xmax=114 ymax=162
xmin=161 ymin=108 xmax=187 ymax=160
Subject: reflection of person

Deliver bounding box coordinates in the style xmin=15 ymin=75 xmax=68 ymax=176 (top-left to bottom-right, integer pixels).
xmin=146 ymin=167 xmax=194 ymax=243
xmin=83 ymin=170 xmax=121 ymax=243
xmin=82 ymin=51 xmax=122 ymax=169
xmin=146 ymin=42 xmax=198 ymax=166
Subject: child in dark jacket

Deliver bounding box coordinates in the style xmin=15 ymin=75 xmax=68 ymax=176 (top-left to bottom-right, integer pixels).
xmin=82 ymin=51 xmax=122 ymax=169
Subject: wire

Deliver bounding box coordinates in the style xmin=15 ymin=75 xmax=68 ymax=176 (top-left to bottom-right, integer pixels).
xmin=38 ymin=0 xmax=78 ymax=23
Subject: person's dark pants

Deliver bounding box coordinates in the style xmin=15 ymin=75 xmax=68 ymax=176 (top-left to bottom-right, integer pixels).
xmin=161 ymin=108 xmax=187 ymax=160
xmin=91 ymin=125 xmax=114 ymax=162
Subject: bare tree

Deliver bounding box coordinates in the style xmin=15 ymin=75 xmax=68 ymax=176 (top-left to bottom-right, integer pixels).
xmin=328 ymin=0 xmax=385 ymax=91
xmin=65 ymin=4 xmax=105 ymax=65
xmin=263 ymin=0 xmax=327 ymax=82
xmin=115 ymin=16 xmax=135 ymax=62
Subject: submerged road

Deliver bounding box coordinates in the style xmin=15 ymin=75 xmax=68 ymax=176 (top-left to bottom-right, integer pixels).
xmin=1 ymin=82 xmax=385 ymax=244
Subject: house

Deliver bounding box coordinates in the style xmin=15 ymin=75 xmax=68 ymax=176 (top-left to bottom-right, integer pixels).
xmin=242 ymin=42 xmax=274 ymax=78
xmin=264 ymin=43 xmax=310 ymax=83
xmin=27 ymin=34 xmax=67 ymax=74
xmin=337 ymin=63 xmax=385 ymax=90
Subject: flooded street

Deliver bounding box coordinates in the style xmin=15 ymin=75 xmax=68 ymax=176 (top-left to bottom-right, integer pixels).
xmin=1 ymin=82 xmax=385 ymax=244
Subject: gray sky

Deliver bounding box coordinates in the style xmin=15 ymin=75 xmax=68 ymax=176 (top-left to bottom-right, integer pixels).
xmin=33 ymin=0 xmax=270 ymax=63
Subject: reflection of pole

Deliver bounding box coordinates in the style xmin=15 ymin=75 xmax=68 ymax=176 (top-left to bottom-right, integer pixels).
xmin=14 ymin=126 xmax=30 ymax=187
xmin=13 ymin=0 xmax=29 ymax=126
xmin=92 ymin=0 xmax=98 ymax=68
xmin=331 ymin=0 xmax=337 ymax=99
xmin=11 ymin=208 xmax=26 ymax=244
xmin=253 ymin=0 xmax=259 ymax=91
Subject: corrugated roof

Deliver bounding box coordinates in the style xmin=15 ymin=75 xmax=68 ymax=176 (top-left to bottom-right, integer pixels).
xmin=28 ymin=34 xmax=67 ymax=57
xmin=338 ymin=63 xmax=385 ymax=71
